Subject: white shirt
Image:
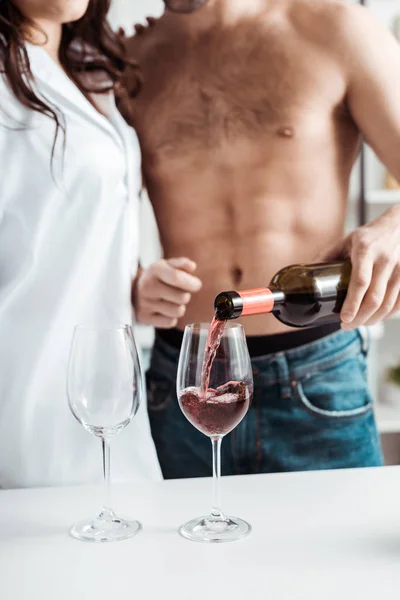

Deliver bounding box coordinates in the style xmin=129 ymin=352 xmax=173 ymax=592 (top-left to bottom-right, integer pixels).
xmin=0 ymin=44 xmax=162 ymax=488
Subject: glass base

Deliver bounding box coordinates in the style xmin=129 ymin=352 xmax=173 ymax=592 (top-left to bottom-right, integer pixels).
xmin=70 ymin=509 xmax=141 ymax=543
xmin=179 ymin=515 xmax=251 ymax=544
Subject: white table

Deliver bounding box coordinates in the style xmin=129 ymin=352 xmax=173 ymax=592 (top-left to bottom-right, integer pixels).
xmin=1 ymin=467 xmax=400 ymax=600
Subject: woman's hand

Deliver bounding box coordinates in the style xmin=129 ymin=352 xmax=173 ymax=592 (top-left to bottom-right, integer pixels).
xmin=133 ymin=17 xmax=157 ymax=36
xmin=132 ymin=258 xmax=202 ymax=329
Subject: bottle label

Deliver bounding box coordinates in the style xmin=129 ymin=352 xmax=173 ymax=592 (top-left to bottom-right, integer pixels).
xmin=239 ymin=288 xmax=274 ymax=317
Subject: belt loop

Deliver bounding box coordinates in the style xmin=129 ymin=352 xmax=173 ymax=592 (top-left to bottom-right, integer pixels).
xmin=358 ymin=326 xmax=370 ymax=356
xmin=274 ymin=352 xmax=291 ymax=398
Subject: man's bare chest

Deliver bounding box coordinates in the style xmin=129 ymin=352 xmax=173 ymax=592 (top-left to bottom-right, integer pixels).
xmin=134 ymin=30 xmax=349 ymax=159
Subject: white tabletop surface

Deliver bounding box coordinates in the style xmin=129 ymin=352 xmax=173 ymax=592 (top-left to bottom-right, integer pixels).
xmin=1 ymin=466 xmax=400 ymax=600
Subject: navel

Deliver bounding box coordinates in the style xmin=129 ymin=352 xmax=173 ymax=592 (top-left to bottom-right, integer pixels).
xmin=199 ymin=89 xmax=212 ymax=103
xmin=277 ymin=125 xmax=295 ymax=139
xmin=232 ymin=267 xmax=243 ymax=286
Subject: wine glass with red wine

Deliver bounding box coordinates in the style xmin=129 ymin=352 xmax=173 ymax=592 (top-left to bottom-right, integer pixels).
xmin=177 ymin=321 xmax=253 ymax=543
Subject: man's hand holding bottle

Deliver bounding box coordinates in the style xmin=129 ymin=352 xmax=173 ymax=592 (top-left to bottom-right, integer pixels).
xmin=321 ymin=206 xmax=400 ymax=330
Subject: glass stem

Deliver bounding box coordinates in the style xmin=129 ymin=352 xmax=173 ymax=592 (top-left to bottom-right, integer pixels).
xmin=211 ymin=436 xmax=224 ymax=520
xmin=101 ymin=437 xmax=112 ymax=515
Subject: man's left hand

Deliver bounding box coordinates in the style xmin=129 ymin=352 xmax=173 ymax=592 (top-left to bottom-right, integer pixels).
xmin=323 ymin=206 xmax=400 ymax=329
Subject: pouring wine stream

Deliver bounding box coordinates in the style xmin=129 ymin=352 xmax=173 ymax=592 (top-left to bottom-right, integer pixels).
xmin=200 ymin=317 xmax=227 ymax=398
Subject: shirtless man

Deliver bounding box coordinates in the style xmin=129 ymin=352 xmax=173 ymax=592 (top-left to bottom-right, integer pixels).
xmin=123 ymin=0 xmax=400 ymax=478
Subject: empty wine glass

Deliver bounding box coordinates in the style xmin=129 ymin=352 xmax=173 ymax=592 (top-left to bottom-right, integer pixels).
xmin=177 ymin=321 xmax=253 ymax=543
xmin=67 ymin=324 xmax=142 ymax=542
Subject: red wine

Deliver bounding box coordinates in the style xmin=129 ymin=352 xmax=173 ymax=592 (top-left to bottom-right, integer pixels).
xmin=214 ymin=261 xmax=351 ymax=328
xmin=200 ymin=317 xmax=227 ymax=396
xmin=179 ymin=382 xmax=252 ymax=437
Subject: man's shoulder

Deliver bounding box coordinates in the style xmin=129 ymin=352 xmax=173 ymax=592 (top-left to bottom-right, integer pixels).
xmin=125 ymin=16 xmax=168 ymax=63
xmin=287 ymin=0 xmax=359 ymax=24
xmin=286 ymin=0 xmax=367 ymax=46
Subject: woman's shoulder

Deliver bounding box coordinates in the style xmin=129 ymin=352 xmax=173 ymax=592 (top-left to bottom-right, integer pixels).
xmin=0 ymin=73 xmax=29 ymax=125
xmin=0 ymin=71 xmax=31 ymax=106
xmin=0 ymin=72 xmax=13 ymax=96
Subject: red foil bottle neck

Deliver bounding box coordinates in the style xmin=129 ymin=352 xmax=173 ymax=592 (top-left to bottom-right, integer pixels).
xmin=239 ymin=288 xmax=275 ymax=317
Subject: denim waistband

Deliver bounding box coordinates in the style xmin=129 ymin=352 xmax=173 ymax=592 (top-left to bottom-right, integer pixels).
xmin=151 ymin=327 xmax=369 ymax=386
xmin=157 ymin=323 xmax=342 ymax=357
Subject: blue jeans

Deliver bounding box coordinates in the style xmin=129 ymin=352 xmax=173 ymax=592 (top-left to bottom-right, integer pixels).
xmin=146 ymin=329 xmax=383 ymax=479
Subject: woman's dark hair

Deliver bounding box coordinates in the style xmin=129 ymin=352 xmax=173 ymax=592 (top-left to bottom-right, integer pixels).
xmin=0 ymin=0 xmax=140 ymax=154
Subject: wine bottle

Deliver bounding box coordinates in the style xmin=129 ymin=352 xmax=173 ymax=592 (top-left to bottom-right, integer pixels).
xmin=214 ymin=261 xmax=351 ymax=328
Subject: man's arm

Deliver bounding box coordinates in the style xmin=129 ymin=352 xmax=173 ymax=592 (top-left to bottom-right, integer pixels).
xmin=345 ymin=5 xmax=400 ymax=181
xmin=324 ymin=4 xmax=400 ymax=329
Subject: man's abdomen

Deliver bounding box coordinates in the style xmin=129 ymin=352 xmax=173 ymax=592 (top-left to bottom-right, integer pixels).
xmin=146 ymin=136 xmax=355 ymax=335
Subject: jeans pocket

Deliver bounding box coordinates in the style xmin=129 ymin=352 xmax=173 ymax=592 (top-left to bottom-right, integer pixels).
xmin=295 ymin=354 xmax=373 ymax=420
xmin=146 ymin=369 xmax=176 ymax=412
